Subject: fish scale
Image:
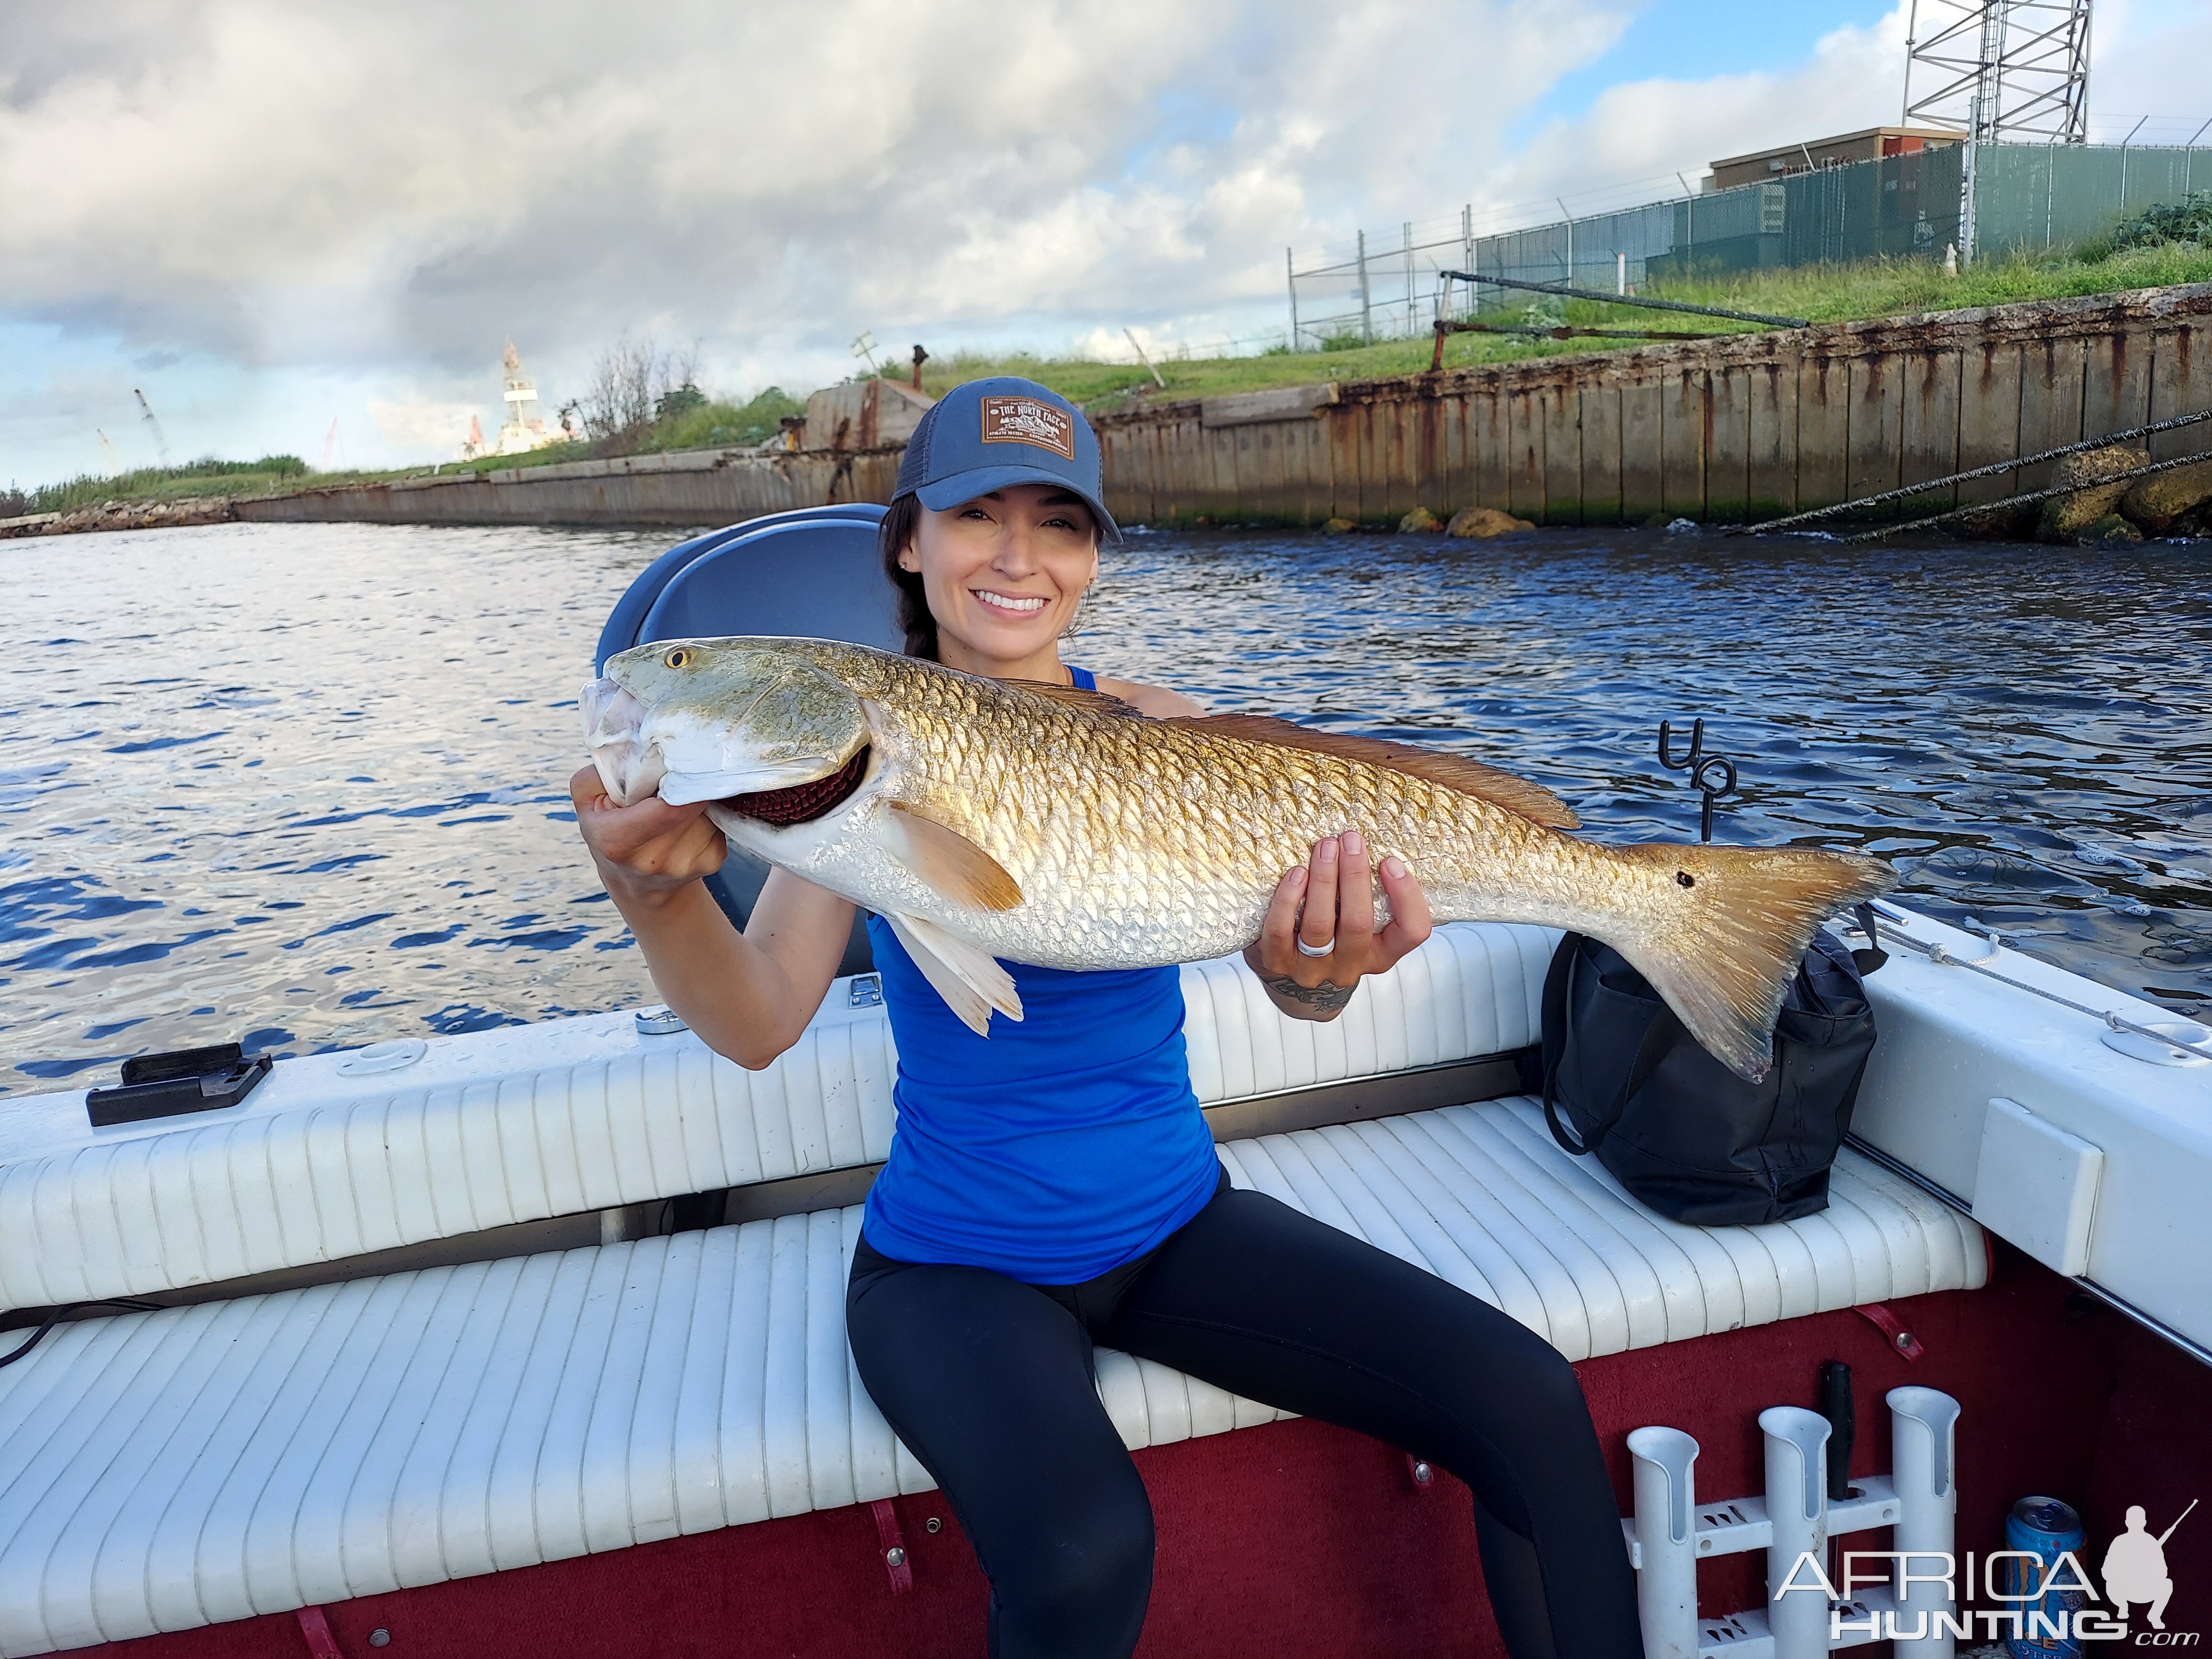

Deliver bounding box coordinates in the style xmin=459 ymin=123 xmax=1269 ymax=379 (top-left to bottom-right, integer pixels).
xmin=587 ymin=638 xmax=1896 ymax=1081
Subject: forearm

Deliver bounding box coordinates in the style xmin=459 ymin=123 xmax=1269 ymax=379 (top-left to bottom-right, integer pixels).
xmin=608 ymin=878 xmax=816 ymax=1067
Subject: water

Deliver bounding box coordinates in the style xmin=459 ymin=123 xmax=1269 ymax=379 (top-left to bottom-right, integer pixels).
xmin=4 ymin=520 xmax=2207 ymax=1095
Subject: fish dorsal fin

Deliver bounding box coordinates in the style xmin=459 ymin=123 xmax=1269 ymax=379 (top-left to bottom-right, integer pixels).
xmin=1003 ymin=679 xmax=1146 ymax=719
xmin=883 ymin=912 xmax=1024 ymax=1036
xmin=1162 ymin=714 xmax=1580 ymax=829
xmin=887 ymin=801 xmax=1025 ymax=911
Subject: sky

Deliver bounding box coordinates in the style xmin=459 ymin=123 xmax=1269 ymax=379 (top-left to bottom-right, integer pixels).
xmin=3 ymin=0 xmax=2209 ymax=487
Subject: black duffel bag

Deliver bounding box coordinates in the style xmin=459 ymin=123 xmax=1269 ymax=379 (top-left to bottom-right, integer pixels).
xmin=1538 ymin=907 xmax=1886 ymax=1226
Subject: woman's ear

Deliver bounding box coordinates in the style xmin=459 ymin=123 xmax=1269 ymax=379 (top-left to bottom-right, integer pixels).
xmin=898 ymin=539 xmax=920 ymax=574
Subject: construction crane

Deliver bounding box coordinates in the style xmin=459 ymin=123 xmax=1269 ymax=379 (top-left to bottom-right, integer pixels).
xmin=133 ymin=388 xmax=171 ymax=468
xmin=321 ymin=418 xmax=344 ymax=472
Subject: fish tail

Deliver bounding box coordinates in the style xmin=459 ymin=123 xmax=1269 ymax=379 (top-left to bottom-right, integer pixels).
xmin=1602 ymin=842 xmax=1896 ymax=1083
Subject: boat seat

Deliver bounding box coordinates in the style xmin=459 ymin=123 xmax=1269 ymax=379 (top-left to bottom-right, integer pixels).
xmin=0 ymin=1096 xmax=1985 ymax=1657
xmin=0 ymin=923 xmax=1559 ymax=1312
xmin=594 ymin=502 xmax=897 ymax=976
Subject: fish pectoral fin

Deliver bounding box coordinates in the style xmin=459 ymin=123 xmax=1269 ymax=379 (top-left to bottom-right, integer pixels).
xmin=884 ymin=913 xmax=1024 ymax=1037
xmin=886 ymin=802 xmax=1024 ymax=912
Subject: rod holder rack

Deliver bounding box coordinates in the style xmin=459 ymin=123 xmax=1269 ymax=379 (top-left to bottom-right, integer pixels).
xmin=1621 ymin=1388 xmax=1960 ymax=1659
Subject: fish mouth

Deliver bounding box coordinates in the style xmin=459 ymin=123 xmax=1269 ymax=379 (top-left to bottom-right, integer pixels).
xmin=582 ymin=677 xmax=664 ymax=806
xmin=716 ymin=746 xmax=873 ymax=826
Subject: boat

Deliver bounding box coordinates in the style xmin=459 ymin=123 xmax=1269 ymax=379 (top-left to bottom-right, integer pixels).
xmin=0 ymin=507 xmax=2205 ymax=1659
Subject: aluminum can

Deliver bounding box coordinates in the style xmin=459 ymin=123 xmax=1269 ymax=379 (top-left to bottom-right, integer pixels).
xmin=2002 ymin=1495 xmax=2087 ymax=1658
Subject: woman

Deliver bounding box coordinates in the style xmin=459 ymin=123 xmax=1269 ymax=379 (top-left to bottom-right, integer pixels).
xmin=571 ymin=377 xmax=1644 ymax=1659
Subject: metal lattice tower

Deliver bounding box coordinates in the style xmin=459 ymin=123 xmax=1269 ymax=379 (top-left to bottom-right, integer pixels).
xmin=1902 ymin=0 xmax=2092 ymax=144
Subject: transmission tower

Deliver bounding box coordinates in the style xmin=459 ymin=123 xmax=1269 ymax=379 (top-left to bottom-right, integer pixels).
xmin=1902 ymin=0 xmax=2092 ymax=144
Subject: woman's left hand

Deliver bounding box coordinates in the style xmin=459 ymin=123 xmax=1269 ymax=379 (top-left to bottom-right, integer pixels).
xmin=1242 ymin=831 xmax=1435 ymax=1021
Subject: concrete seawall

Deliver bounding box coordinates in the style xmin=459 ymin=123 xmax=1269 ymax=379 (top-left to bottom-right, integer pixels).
xmin=219 ymin=284 xmax=2212 ymax=536
xmin=234 ymin=445 xmax=905 ymax=530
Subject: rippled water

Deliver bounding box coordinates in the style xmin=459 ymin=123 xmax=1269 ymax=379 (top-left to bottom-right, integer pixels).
xmin=3 ymin=520 xmax=2206 ymax=1095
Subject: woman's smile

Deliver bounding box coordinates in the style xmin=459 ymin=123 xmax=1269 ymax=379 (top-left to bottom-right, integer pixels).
xmin=973 ymin=589 xmax=1051 ymax=614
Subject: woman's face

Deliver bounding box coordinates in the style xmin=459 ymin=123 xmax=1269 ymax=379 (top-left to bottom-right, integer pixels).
xmin=900 ymin=482 xmax=1099 ymax=668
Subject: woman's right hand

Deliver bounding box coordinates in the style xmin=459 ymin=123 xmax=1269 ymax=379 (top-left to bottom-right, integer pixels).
xmin=569 ymin=764 xmax=727 ymax=907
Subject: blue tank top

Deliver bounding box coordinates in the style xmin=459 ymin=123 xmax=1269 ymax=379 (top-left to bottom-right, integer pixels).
xmin=860 ymin=666 xmax=1222 ymax=1283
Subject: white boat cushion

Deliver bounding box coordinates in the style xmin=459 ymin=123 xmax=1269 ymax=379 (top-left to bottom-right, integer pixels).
xmin=0 ymin=924 xmax=1557 ymax=1308
xmin=0 ymin=1096 xmax=1986 ymax=1657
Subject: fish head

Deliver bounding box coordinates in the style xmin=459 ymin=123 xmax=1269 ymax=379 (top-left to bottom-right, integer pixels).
xmin=585 ymin=639 xmax=869 ymax=807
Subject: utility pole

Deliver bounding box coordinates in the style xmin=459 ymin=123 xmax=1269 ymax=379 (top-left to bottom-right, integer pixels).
xmin=1286 ymin=247 xmax=1299 ymax=352
xmin=1356 ymin=230 xmax=1372 ymax=346
xmin=1460 ymin=204 xmax=1476 ymax=315
xmin=1124 ymin=329 xmax=1166 ymax=390
xmin=1403 ymin=221 xmax=1416 ymax=339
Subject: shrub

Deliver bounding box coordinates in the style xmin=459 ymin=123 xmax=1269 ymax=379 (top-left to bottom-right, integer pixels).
xmin=2103 ymin=192 xmax=2212 ymax=256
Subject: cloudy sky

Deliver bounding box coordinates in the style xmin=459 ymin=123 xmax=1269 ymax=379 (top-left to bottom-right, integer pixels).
xmin=4 ymin=0 xmax=2208 ymax=486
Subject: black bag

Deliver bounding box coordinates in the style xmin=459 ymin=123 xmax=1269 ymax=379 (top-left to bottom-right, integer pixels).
xmin=1538 ymin=908 xmax=1886 ymax=1226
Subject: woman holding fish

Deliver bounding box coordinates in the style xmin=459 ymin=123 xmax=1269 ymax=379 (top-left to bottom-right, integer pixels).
xmin=575 ymin=378 xmax=1887 ymax=1657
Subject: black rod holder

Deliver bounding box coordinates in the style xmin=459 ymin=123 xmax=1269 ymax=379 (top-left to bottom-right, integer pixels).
xmin=1658 ymin=718 xmax=1739 ymax=843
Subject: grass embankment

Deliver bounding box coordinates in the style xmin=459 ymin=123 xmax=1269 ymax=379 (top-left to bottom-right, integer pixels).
xmin=896 ymin=243 xmax=2212 ymax=410
xmin=8 ymin=388 xmax=805 ymax=519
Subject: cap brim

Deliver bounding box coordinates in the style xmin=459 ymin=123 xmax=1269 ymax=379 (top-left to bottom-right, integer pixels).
xmin=913 ymin=464 xmax=1123 ymax=543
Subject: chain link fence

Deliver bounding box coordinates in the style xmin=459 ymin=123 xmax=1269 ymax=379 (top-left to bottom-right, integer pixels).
xmin=1288 ymin=141 xmax=2212 ymax=351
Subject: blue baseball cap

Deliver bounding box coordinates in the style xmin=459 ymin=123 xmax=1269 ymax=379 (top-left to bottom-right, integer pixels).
xmin=894 ymin=376 xmax=1121 ymax=542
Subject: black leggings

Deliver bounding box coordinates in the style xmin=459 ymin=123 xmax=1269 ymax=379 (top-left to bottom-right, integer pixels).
xmin=845 ymin=1176 xmax=1645 ymax=1659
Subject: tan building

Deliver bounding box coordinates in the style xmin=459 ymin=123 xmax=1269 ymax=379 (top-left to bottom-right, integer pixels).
xmin=1709 ymin=127 xmax=1962 ymax=192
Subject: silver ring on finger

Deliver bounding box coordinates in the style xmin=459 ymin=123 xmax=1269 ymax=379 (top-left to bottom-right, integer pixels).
xmin=1295 ymin=936 xmax=1335 ymax=958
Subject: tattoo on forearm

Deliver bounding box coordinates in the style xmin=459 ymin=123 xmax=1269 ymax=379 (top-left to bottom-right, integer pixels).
xmin=1264 ymin=975 xmax=1356 ymax=1013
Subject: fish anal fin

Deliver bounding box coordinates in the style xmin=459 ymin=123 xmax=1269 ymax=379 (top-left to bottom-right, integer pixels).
xmin=884 ymin=912 xmax=1024 ymax=1036
xmin=1004 ymin=679 xmax=1146 ymax=719
xmin=887 ymin=802 xmax=1024 ymax=911
xmin=1165 ymin=714 xmax=1580 ymax=829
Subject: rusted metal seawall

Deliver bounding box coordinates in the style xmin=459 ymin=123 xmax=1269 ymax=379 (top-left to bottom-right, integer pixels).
xmin=1094 ymin=283 xmax=2212 ymax=527
xmin=232 ymin=284 xmax=2212 ymax=533
xmin=234 ymin=446 xmax=906 ymax=530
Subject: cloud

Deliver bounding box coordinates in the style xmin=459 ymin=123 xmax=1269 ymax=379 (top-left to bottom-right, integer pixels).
xmin=0 ymin=3 xmax=1629 ymax=393
xmin=367 ymin=398 xmax=485 ymax=453
xmin=4 ymin=0 xmax=2203 ymax=482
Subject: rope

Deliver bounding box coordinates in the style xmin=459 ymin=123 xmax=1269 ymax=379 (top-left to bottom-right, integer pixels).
xmin=1436 ymin=270 xmax=1809 ymax=328
xmin=1863 ymin=901 xmax=2212 ymax=1062
xmin=1843 ymin=445 xmax=2212 ymax=543
xmin=1730 ymin=406 xmax=2212 ymax=536
xmin=0 ymin=1299 xmax=165 ymax=1369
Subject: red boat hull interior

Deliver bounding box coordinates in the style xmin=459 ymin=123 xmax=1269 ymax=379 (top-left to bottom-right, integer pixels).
xmin=87 ymin=1242 xmax=2211 ymax=1659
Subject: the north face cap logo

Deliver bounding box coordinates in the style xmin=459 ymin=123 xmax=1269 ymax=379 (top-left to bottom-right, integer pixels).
xmin=978 ymin=395 xmax=1076 ymax=461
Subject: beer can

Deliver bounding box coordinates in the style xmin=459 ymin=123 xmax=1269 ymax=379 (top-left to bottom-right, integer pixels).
xmin=2002 ymin=1495 xmax=2087 ymax=1658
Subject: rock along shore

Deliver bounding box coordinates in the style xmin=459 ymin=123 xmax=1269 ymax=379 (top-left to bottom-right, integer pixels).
xmin=0 ymin=496 xmax=237 ymax=541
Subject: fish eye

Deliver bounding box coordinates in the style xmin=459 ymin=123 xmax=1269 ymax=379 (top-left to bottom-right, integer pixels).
xmin=664 ymin=648 xmax=693 ymax=669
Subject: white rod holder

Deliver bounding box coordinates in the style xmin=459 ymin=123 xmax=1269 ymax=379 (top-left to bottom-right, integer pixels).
xmin=1888 ymin=1387 xmax=1962 ymax=1658
xmin=1760 ymin=1406 xmax=1832 ymax=1659
xmin=1627 ymin=1427 xmax=1701 ymax=1659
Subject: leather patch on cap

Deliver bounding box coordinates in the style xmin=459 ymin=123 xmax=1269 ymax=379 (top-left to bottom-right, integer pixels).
xmin=978 ymin=395 xmax=1076 ymax=461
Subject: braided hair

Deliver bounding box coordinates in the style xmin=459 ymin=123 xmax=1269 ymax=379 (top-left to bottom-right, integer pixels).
xmin=878 ymin=494 xmax=936 ymax=661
